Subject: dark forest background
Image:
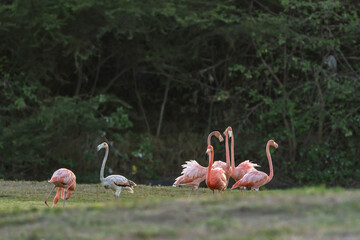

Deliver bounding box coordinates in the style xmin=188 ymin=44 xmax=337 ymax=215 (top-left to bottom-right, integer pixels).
xmin=1 ymin=0 xmax=359 ymax=187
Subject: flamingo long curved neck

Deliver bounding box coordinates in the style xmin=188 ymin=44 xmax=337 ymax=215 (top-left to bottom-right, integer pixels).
xmin=223 ymin=131 xmax=231 ymax=172
xmin=207 ymin=131 xmax=219 ymax=145
xmin=100 ymin=145 xmax=109 ymax=182
xmin=266 ymin=141 xmax=274 ymax=181
xmin=206 ymin=147 xmax=214 ymax=187
xmin=230 ymin=130 xmax=235 ymax=171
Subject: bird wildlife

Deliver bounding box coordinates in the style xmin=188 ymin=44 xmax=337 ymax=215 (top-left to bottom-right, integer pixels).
xmin=223 ymin=126 xmax=260 ymax=183
xmin=97 ymin=142 xmax=136 ymax=200
xmin=172 ymin=131 xmax=223 ymax=196
xmin=232 ymin=140 xmax=278 ymax=191
xmin=211 ymin=131 xmax=231 ymax=187
xmin=44 ymin=168 xmax=76 ymax=208
xmin=323 ymin=55 xmax=337 ymax=73
xmin=205 ymin=145 xmax=227 ymax=193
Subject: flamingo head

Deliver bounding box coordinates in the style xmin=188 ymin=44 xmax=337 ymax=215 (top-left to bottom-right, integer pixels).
xmin=214 ymin=131 xmax=224 ymax=142
xmin=205 ymin=145 xmax=214 ymax=162
xmin=96 ymin=142 xmax=108 ymax=151
xmin=205 ymin=145 xmax=214 ymax=155
xmin=224 ymin=126 xmax=232 ymax=138
xmin=269 ymin=140 xmax=279 ymax=149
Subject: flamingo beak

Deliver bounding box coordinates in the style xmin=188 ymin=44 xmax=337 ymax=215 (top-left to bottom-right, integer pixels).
xmin=205 ymin=148 xmax=210 ymax=160
xmin=219 ymin=135 xmax=224 ymax=142
xmin=228 ymin=130 xmax=232 ymax=138
xmin=274 ymin=142 xmax=279 ymax=149
xmin=44 ymin=200 xmax=49 ymax=207
xmin=96 ymin=143 xmax=104 ymax=151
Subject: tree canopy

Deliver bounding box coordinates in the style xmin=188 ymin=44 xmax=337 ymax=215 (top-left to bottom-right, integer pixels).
xmin=1 ymin=0 xmax=359 ymax=187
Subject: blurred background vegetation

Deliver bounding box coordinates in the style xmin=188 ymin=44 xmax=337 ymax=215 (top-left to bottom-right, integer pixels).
xmin=0 ymin=0 xmax=359 ymax=187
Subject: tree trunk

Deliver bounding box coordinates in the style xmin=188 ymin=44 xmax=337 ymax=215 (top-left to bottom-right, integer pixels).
xmin=156 ymin=79 xmax=170 ymax=137
xmin=74 ymin=60 xmax=83 ymax=96
xmin=134 ymin=69 xmax=151 ymax=133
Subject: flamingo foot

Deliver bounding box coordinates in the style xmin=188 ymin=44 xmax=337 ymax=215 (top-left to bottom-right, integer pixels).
xmin=188 ymin=187 xmax=194 ymax=198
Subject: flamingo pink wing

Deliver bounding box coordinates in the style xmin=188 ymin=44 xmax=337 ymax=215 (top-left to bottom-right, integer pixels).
xmin=233 ymin=160 xmax=260 ymax=180
xmin=182 ymin=160 xmax=207 ymax=178
xmin=213 ymin=160 xmax=226 ymax=170
xmin=174 ymin=160 xmax=207 ymax=185
xmin=240 ymin=160 xmax=260 ymax=169
xmin=233 ymin=171 xmax=267 ymax=188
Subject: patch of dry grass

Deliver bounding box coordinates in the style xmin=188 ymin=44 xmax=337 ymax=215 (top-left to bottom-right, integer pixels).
xmin=0 ymin=181 xmax=359 ymax=240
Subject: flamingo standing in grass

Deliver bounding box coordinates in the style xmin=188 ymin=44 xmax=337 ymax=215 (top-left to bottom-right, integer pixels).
xmin=232 ymin=140 xmax=278 ymax=191
xmin=172 ymin=131 xmax=224 ymax=195
xmin=223 ymin=126 xmax=260 ymax=183
xmin=205 ymin=145 xmax=227 ymax=193
xmin=44 ymin=168 xmax=76 ymax=208
xmin=97 ymin=142 xmax=136 ymax=200
xmin=212 ymin=133 xmax=231 ymax=186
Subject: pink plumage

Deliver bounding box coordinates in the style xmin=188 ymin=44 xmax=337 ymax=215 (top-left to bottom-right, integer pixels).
xmin=232 ymin=160 xmax=260 ymax=182
xmin=173 ymin=160 xmax=207 ymax=188
xmin=232 ymin=140 xmax=278 ymax=191
xmin=223 ymin=126 xmax=260 ymax=182
xmin=232 ymin=170 xmax=268 ymax=189
xmin=45 ymin=168 xmax=76 ymax=207
xmin=206 ymin=145 xmax=227 ymax=192
xmin=173 ymin=131 xmax=224 ymax=195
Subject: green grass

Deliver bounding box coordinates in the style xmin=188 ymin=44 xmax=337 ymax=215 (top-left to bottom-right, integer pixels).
xmin=0 ymin=180 xmax=360 ymax=240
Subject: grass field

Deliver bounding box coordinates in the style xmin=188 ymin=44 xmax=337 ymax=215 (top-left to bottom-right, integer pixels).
xmin=0 ymin=180 xmax=359 ymax=240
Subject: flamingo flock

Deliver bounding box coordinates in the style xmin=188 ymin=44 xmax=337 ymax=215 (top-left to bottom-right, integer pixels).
xmin=43 ymin=126 xmax=278 ymax=207
xmin=173 ymin=126 xmax=278 ymax=194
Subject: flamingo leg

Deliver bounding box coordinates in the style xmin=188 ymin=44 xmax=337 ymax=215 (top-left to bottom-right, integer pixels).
xmin=63 ymin=189 xmax=67 ymax=207
xmin=44 ymin=186 xmax=56 ymax=207
xmin=188 ymin=187 xmax=194 ymax=198
xmin=195 ymin=187 xmax=199 ymax=195
xmin=115 ymin=188 xmax=122 ymax=200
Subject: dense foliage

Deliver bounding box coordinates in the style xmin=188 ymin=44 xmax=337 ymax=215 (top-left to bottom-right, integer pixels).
xmin=0 ymin=0 xmax=359 ymax=186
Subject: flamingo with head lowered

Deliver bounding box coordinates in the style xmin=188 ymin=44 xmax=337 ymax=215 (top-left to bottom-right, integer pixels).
xmin=205 ymin=145 xmax=227 ymax=193
xmin=44 ymin=168 xmax=76 ymax=208
xmin=173 ymin=131 xmax=224 ymax=195
xmin=232 ymin=140 xmax=278 ymax=191
xmin=223 ymin=126 xmax=260 ymax=183
xmin=97 ymin=142 xmax=136 ymax=200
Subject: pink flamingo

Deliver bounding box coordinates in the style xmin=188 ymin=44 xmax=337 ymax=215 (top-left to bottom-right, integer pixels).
xmin=97 ymin=142 xmax=136 ymax=200
xmin=44 ymin=168 xmax=76 ymax=207
xmin=205 ymin=145 xmax=227 ymax=193
xmin=172 ymin=131 xmax=223 ymax=195
xmin=212 ymin=134 xmax=231 ymax=186
xmin=224 ymin=126 xmax=260 ymax=182
xmin=232 ymin=140 xmax=278 ymax=191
